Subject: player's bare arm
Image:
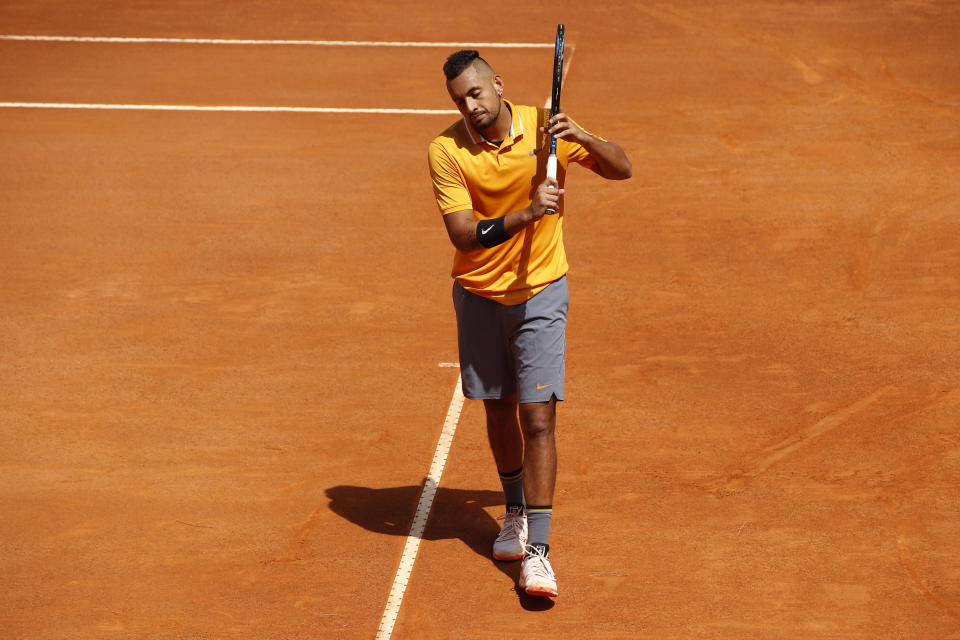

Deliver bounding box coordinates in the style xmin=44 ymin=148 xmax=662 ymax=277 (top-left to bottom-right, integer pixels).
xmin=543 ymin=112 xmax=632 ymax=180
xmin=442 ymin=178 xmax=564 ymax=252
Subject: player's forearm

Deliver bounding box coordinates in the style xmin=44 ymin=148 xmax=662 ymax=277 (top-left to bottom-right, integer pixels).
xmin=451 ymin=208 xmax=535 ymax=253
xmin=581 ymin=136 xmax=632 ymax=180
xmin=505 ymin=207 xmax=536 ymax=235
xmin=446 ymin=180 xmax=559 ymax=252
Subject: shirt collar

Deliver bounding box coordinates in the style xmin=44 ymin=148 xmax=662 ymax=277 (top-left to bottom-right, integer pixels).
xmin=463 ymin=99 xmax=524 ymax=148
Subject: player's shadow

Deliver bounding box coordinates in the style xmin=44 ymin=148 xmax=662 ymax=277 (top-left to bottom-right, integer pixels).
xmin=325 ymin=483 xmax=554 ymax=611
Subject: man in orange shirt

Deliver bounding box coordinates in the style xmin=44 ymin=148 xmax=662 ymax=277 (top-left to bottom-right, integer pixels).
xmin=428 ymin=50 xmax=631 ymax=597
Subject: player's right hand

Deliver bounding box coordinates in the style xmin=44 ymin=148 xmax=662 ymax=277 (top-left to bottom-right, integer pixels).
xmin=531 ymin=177 xmax=564 ymax=220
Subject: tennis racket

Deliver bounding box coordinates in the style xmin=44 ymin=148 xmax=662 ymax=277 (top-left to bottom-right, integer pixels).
xmin=545 ymin=23 xmax=565 ymax=215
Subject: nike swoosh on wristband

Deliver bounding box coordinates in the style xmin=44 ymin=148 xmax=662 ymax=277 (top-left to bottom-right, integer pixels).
xmin=481 ymin=225 xmax=494 ymax=235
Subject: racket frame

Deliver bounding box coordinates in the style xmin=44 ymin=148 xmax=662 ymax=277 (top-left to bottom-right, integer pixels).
xmin=545 ymin=23 xmax=565 ymax=214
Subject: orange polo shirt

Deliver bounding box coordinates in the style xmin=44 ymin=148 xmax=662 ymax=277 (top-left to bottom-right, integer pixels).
xmin=428 ymin=100 xmax=597 ymax=305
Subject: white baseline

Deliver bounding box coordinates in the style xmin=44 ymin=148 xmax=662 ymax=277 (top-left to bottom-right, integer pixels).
xmin=0 ymin=102 xmax=458 ymax=115
xmin=0 ymin=34 xmax=551 ymax=48
xmin=375 ymin=373 xmax=465 ymax=640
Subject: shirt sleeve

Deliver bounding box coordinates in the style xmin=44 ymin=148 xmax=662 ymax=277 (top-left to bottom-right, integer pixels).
xmin=428 ymin=140 xmax=473 ymax=215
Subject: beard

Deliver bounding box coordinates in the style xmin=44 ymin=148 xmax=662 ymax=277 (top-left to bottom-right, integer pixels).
xmin=472 ymin=101 xmax=501 ymax=131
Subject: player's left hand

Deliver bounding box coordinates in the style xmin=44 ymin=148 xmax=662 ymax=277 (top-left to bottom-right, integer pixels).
xmin=542 ymin=113 xmax=586 ymax=144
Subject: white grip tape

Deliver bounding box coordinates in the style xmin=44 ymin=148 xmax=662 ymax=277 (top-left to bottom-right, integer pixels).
xmin=545 ymin=154 xmax=558 ymax=214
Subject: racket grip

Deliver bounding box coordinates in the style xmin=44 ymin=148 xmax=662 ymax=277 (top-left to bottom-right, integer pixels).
xmin=545 ymin=154 xmax=558 ymax=215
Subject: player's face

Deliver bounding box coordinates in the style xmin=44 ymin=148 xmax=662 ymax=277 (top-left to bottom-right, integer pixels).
xmin=447 ymin=64 xmax=503 ymax=131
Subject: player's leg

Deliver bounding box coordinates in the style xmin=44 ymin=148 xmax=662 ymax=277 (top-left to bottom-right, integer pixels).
xmin=483 ymin=395 xmax=522 ymax=470
xmin=518 ymin=397 xmax=557 ymax=509
xmin=508 ymin=276 xmax=567 ymax=597
xmin=484 ymin=395 xmax=528 ymax=561
xmin=483 ymin=394 xmax=525 ymax=505
xmin=517 ymin=397 xmax=559 ymax=595
xmin=452 ymin=281 xmax=527 ymax=560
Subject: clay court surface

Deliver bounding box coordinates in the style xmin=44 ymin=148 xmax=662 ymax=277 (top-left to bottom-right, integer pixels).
xmin=2 ymin=1 xmax=960 ymax=638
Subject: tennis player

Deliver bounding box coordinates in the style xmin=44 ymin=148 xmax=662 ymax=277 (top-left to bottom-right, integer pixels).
xmin=428 ymin=50 xmax=631 ymax=597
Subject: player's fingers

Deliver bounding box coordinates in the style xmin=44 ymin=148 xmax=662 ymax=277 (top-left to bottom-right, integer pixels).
xmin=537 ymin=184 xmax=560 ymax=203
xmin=549 ymin=115 xmax=566 ymax=128
xmin=544 ymin=113 xmax=567 ymax=132
xmin=546 ymin=124 xmax=571 ymax=139
xmin=543 ymin=189 xmax=561 ymax=205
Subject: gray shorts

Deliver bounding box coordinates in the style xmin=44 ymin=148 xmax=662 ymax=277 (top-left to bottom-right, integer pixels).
xmin=453 ymin=276 xmax=569 ymax=404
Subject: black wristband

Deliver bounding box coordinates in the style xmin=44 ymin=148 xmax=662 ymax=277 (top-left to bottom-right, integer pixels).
xmin=476 ymin=216 xmax=512 ymax=248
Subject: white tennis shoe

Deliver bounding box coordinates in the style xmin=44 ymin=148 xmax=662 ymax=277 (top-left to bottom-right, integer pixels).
xmin=492 ymin=508 xmax=527 ymax=561
xmin=519 ymin=544 xmax=558 ymax=597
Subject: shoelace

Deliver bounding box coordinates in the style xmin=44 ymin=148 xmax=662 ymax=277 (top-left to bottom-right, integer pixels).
xmin=495 ymin=512 xmax=525 ymax=541
xmin=523 ymin=545 xmax=554 ymax=580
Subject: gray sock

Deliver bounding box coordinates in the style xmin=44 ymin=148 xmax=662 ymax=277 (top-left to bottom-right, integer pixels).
xmin=499 ymin=467 xmax=525 ymax=511
xmin=525 ymin=504 xmax=552 ymax=553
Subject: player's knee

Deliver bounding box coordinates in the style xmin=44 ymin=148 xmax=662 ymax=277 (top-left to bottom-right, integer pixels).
xmin=520 ymin=411 xmax=555 ymax=441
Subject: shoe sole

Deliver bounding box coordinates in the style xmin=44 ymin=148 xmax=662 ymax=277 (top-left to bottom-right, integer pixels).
xmin=522 ymin=584 xmax=558 ymax=597
xmin=493 ymin=552 xmax=524 ymax=561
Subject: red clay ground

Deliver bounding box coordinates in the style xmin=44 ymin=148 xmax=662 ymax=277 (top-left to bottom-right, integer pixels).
xmin=1 ymin=1 xmax=959 ymax=638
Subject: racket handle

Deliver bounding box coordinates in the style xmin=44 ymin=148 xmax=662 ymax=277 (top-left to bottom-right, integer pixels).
xmin=545 ymin=153 xmax=558 ymax=215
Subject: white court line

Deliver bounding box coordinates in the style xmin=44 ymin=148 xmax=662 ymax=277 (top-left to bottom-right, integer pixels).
xmin=0 ymin=102 xmax=457 ymax=115
xmin=375 ymin=373 xmax=465 ymax=640
xmin=0 ymin=34 xmax=551 ymax=48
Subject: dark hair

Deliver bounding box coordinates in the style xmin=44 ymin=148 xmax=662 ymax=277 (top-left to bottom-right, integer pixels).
xmin=443 ymin=49 xmax=486 ymax=80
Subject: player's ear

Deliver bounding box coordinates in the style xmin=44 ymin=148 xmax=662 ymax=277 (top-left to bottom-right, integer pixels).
xmin=493 ymin=74 xmax=504 ymax=98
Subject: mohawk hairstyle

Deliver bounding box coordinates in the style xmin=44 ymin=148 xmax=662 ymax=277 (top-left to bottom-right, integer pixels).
xmin=443 ymin=49 xmax=487 ymax=80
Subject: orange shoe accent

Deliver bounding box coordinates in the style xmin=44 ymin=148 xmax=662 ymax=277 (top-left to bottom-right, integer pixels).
xmin=523 ymin=583 xmax=558 ymax=598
